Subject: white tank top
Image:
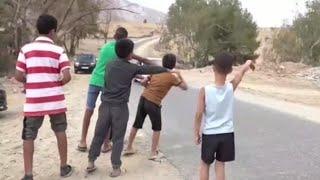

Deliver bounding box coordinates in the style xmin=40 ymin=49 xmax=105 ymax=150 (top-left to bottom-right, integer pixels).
xmin=203 ymin=83 xmax=234 ymax=135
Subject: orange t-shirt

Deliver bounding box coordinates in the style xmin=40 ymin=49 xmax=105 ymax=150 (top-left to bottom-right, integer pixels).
xmin=142 ymin=72 xmax=181 ymax=106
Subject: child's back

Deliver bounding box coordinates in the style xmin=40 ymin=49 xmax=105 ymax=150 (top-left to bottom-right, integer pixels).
xmin=194 ymin=52 xmax=254 ymax=180
xmin=203 ymin=83 xmax=234 ymax=135
xmin=142 ymin=72 xmax=181 ymax=105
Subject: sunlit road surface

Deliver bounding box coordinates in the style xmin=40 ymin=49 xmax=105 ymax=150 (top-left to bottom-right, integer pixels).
xmin=129 ymin=84 xmax=320 ymax=180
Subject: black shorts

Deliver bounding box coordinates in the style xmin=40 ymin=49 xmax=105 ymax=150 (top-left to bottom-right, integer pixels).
xmin=201 ymin=133 xmax=235 ymax=164
xmin=22 ymin=113 xmax=67 ymax=140
xmin=133 ymin=96 xmax=162 ymax=131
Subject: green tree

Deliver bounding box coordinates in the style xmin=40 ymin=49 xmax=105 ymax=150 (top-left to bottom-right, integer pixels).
xmin=164 ymin=0 xmax=258 ymax=67
xmin=273 ymin=0 xmax=320 ymax=65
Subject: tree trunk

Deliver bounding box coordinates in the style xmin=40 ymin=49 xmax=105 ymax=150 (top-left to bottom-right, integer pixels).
xmin=69 ymin=34 xmax=76 ymax=56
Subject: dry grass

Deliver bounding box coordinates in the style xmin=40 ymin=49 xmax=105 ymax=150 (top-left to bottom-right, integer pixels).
xmin=104 ymin=21 xmax=160 ymax=38
xmin=78 ymin=21 xmax=160 ymax=55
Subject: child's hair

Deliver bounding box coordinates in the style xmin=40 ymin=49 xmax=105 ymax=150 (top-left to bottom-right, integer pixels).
xmin=115 ymin=39 xmax=134 ymax=59
xmin=114 ymin=27 xmax=128 ymax=40
xmin=162 ymin=53 xmax=176 ymax=69
xmin=36 ymin=14 xmax=57 ymax=35
xmin=213 ymin=52 xmax=235 ymax=74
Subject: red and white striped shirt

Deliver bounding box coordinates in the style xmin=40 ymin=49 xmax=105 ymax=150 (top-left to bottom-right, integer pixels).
xmin=16 ymin=36 xmax=71 ymax=117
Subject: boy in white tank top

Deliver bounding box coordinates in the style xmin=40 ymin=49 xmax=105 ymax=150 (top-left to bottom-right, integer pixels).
xmin=194 ymin=53 xmax=255 ymax=180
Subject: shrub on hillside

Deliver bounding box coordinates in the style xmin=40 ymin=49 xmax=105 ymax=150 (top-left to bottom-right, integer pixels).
xmin=273 ymin=0 xmax=320 ymax=66
xmin=162 ymin=0 xmax=259 ymax=68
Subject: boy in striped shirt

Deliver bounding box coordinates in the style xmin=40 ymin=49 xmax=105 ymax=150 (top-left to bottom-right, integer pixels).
xmin=15 ymin=14 xmax=73 ymax=180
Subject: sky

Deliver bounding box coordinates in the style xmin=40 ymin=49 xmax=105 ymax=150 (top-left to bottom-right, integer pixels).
xmin=128 ymin=0 xmax=308 ymax=27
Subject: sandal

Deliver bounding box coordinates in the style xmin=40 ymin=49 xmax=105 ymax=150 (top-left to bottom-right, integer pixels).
xmin=60 ymin=165 xmax=74 ymax=178
xmin=148 ymin=155 xmax=158 ymax=161
xmin=77 ymin=145 xmax=87 ymax=152
xmin=123 ymin=149 xmax=137 ymax=156
xmin=21 ymin=174 xmax=33 ymax=180
xmin=148 ymin=150 xmax=164 ymax=161
xmin=109 ymin=168 xmax=127 ymax=178
xmin=86 ymin=165 xmax=97 ymax=173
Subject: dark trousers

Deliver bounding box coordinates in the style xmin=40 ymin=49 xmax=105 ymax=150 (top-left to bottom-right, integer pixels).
xmin=88 ymin=102 xmax=129 ymax=169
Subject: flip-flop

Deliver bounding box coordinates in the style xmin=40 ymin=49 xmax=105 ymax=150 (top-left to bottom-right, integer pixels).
xmin=148 ymin=151 xmax=164 ymax=161
xmin=77 ymin=145 xmax=87 ymax=152
xmin=60 ymin=165 xmax=74 ymax=178
xmin=148 ymin=155 xmax=158 ymax=161
xmin=86 ymin=165 xmax=97 ymax=173
xmin=123 ymin=149 xmax=137 ymax=156
xmin=109 ymin=168 xmax=127 ymax=178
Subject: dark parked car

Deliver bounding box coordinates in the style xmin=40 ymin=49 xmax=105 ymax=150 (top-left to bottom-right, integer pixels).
xmin=0 ymin=84 xmax=7 ymax=111
xmin=74 ymin=54 xmax=96 ymax=74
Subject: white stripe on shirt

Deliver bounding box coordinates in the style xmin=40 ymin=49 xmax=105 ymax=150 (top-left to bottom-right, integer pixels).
xmin=24 ymin=100 xmax=66 ymax=112
xmin=26 ymin=87 xmax=64 ymax=98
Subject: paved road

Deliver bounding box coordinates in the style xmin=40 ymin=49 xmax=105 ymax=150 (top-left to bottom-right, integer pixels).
xmin=129 ymin=84 xmax=320 ymax=180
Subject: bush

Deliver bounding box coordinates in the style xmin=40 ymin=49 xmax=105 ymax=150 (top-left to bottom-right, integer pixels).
xmin=163 ymin=0 xmax=259 ymax=67
xmin=273 ymin=0 xmax=320 ymax=66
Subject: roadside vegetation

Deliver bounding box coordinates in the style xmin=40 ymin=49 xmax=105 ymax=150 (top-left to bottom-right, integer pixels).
xmin=161 ymin=0 xmax=259 ymax=67
xmin=273 ymin=0 xmax=320 ymax=66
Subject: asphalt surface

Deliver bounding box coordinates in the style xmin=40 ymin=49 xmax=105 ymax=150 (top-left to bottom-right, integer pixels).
xmin=129 ymin=84 xmax=320 ymax=180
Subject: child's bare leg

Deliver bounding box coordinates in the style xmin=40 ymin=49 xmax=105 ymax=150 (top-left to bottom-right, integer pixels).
xmin=200 ymin=160 xmax=210 ymax=180
xmin=151 ymin=131 xmax=160 ymax=156
xmin=215 ymin=160 xmax=225 ymax=180
xmin=102 ymin=128 xmax=112 ymax=153
xmin=79 ymin=109 xmax=94 ymax=147
xmin=126 ymin=127 xmax=138 ymax=150
xmin=23 ymin=140 xmax=34 ymax=176
xmin=55 ymin=132 xmax=68 ymax=167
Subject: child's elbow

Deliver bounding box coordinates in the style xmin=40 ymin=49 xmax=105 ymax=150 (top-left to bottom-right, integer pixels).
xmin=183 ymin=85 xmax=188 ymax=91
xmin=65 ymin=76 xmax=72 ymax=84
xmin=179 ymin=83 xmax=188 ymax=91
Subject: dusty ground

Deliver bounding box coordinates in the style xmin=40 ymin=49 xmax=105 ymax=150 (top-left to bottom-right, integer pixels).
xmin=0 ymin=73 xmax=182 ymax=180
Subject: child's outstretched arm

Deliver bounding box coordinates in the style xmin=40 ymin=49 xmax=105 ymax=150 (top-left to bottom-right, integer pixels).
xmin=132 ymin=54 xmax=156 ymax=66
xmin=135 ymin=64 xmax=168 ymax=75
xmin=231 ymin=60 xmax=255 ymax=91
xmin=194 ymin=87 xmax=205 ymax=145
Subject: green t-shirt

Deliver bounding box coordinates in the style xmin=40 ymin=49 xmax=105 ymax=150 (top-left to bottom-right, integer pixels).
xmin=90 ymin=41 xmax=117 ymax=87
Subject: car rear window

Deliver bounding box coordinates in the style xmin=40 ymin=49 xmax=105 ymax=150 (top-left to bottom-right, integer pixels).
xmin=77 ymin=55 xmax=94 ymax=63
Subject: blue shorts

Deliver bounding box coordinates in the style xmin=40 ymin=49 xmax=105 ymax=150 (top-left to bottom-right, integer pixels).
xmin=86 ymin=85 xmax=103 ymax=110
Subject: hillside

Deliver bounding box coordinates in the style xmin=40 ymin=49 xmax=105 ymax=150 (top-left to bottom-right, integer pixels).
xmin=99 ymin=0 xmax=166 ymax=24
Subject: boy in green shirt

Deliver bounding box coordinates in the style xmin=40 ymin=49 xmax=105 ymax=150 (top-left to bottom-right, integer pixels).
xmin=78 ymin=27 xmax=151 ymax=152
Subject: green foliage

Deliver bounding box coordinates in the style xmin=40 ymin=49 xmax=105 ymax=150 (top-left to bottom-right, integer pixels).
xmin=273 ymin=0 xmax=320 ymax=65
xmin=164 ymin=0 xmax=258 ymax=67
